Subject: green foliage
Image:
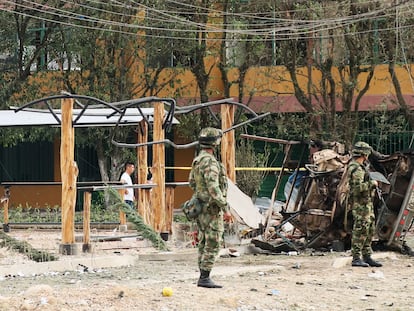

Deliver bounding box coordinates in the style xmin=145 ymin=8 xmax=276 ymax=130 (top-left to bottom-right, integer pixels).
xmin=0 ymin=127 xmax=58 ymax=148
xmin=9 ymin=205 xmax=59 ymax=223
xmin=175 ymin=113 xmax=203 ymax=143
xmin=0 ymin=72 xmax=60 ymax=148
xmin=173 ymin=214 xmax=190 ymax=224
xmin=0 ymin=231 xmax=58 ymax=262
xmin=105 ymin=187 xmax=169 ymax=251
xmin=175 ymin=111 xmax=223 ymax=143
xmin=355 ymin=109 xmax=412 ymax=154
xmin=91 ymin=191 xmax=106 ymax=209
xmin=8 ymin=203 xmax=120 ymax=223
xmin=235 ymin=139 xmax=271 ymax=197
xmin=245 ymin=113 xmax=311 ymax=142
xmin=0 ymin=1 xmax=413 ymax=185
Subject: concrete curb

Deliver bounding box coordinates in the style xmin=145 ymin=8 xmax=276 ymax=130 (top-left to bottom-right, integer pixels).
xmin=137 ymin=249 xmax=198 ymax=261
xmin=0 ymin=255 xmax=137 ymax=277
xmin=0 ymin=249 xmax=200 ymax=277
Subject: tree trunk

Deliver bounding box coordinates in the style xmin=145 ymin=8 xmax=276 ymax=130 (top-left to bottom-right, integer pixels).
xmin=96 ymin=142 xmax=109 ymax=182
xmin=388 ymin=62 xmax=414 ymax=128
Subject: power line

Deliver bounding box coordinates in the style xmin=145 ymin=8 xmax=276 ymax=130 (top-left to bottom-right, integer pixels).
xmin=1 ymin=0 xmax=413 ymax=42
xmin=162 ymin=0 xmax=398 ymax=20
xmin=103 ymin=0 xmax=414 ymax=35
xmin=7 ymin=0 xmax=414 ymax=34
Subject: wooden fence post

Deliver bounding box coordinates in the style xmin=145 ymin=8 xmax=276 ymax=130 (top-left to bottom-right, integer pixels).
xmin=82 ymin=191 xmax=92 ymax=252
xmin=165 ymin=186 xmax=175 ymax=234
xmin=59 ymin=97 xmax=78 ymax=255
xmin=221 ymin=104 xmax=236 ymax=182
xmin=2 ymin=197 xmax=9 ymax=232
xmin=118 ymin=189 xmax=127 ymax=231
xmin=151 ymin=102 xmax=165 ymax=232
xmin=137 ymin=121 xmax=150 ymax=223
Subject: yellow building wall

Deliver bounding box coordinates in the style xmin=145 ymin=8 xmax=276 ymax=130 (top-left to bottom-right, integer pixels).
xmin=7 ymin=7 xmax=414 ymax=210
xmin=130 ymin=63 xmax=414 ymax=118
xmin=1 ymin=185 xmax=62 ymax=209
xmin=227 ymin=64 xmax=414 ymax=101
xmin=172 ymin=147 xmax=195 ymax=207
xmin=6 ymin=61 xmax=414 ymax=210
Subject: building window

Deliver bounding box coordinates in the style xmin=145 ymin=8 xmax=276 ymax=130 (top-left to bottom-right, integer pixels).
xmin=146 ymin=38 xmax=196 ymax=68
xmin=226 ymin=33 xmax=307 ymax=67
xmin=23 ymin=22 xmax=80 ymax=72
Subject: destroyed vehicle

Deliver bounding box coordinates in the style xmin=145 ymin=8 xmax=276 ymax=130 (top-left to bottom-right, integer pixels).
xmin=252 ymin=142 xmax=414 ymax=255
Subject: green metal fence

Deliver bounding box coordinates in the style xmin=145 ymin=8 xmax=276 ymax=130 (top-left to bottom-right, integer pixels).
xmin=356 ymin=111 xmax=413 ymax=155
xmin=256 ymin=111 xmax=414 ymax=199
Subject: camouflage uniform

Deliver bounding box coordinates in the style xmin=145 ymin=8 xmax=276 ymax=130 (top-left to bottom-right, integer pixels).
xmin=189 ymin=149 xmax=229 ymax=271
xmin=189 ymin=127 xmax=229 ymax=288
xmin=348 ymin=160 xmax=376 ymax=259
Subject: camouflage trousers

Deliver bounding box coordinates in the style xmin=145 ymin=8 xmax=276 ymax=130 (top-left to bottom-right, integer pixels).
xmin=196 ymin=208 xmax=224 ymax=271
xmin=351 ymin=203 xmax=375 ymax=258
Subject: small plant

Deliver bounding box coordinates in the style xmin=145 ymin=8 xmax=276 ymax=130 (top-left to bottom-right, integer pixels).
xmin=105 ymin=187 xmax=169 ymax=251
xmin=50 ymin=205 xmax=60 ymax=222
xmin=173 ymin=214 xmax=190 ymax=224
xmin=7 ymin=202 xmax=121 ymax=224
xmin=0 ymin=231 xmax=58 ymax=262
xmin=236 ymin=139 xmax=272 ymax=197
xmin=92 ymin=191 xmax=106 ymax=208
xmin=9 ymin=205 xmax=24 ymax=222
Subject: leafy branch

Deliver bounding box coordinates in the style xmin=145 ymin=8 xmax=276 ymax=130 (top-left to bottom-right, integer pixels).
xmin=105 ymin=187 xmax=169 ymax=251
xmin=0 ymin=231 xmax=58 ymax=262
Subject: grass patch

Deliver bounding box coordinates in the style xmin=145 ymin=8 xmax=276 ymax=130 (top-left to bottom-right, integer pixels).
xmin=7 ymin=204 xmax=120 ymax=223
xmin=0 ymin=231 xmax=58 ymax=262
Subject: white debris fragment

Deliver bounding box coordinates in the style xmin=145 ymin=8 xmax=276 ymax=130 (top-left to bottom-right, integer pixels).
xmin=368 ymin=270 xmax=384 ymax=279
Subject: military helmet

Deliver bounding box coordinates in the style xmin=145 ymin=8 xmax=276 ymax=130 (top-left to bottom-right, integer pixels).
xmin=198 ymin=127 xmax=222 ymax=148
xmin=352 ymin=141 xmax=372 ymax=157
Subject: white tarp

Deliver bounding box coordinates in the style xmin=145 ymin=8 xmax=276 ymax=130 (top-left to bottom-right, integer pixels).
xmin=227 ymin=178 xmax=265 ymax=229
xmin=0 ymin=108 xmax=178 ymax=127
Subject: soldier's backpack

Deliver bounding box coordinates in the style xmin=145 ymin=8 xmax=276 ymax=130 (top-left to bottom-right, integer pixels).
xmin=181 ymin=195 xmax=203 ymax=220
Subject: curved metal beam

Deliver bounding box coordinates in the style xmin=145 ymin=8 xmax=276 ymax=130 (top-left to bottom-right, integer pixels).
xmin=13 ymin=93 xmax=123 ymax=126
xmin=111 ymin=111 xmax=271 ymax=149
xmin=109 ymin=97 xmax=177 ymax=147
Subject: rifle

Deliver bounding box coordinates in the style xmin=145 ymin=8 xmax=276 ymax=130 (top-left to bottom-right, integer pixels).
xmin=369 ymin=171 xmax=390 ymax=228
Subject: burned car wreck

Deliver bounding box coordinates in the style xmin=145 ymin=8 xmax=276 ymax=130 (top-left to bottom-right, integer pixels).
xmin=250 ymin=137 xmax=414 ymax=256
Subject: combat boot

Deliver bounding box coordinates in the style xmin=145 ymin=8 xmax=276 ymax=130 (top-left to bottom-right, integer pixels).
xmin=363 ymin=256 xmax=382 ymax=267
xmin=351 ymin=257 xmax=369 ymax=267
xmin=197 ymin=270 xmax=222 ymax=288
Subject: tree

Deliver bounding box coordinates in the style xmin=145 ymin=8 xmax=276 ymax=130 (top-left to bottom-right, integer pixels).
xmin=2 ymin=0 xmax=414 ymax=184
xmin=214 ymin=1 xmax=410 ymax=147
xmin=0 ymin=2 xmax=67 ymax=147
xmin=270 ymin=1 xmax=379 ymax=146
xmin=0 ymin=2 xmax=61 ymax=104
xmin=381 ymin=5 xmax=414 ymax=129
xmin=1 ymin=1 xmax=185 ymax=181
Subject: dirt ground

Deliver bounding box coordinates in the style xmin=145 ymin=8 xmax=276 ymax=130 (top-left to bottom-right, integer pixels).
xmin=0 ymin=228 xmax=413 ymax=311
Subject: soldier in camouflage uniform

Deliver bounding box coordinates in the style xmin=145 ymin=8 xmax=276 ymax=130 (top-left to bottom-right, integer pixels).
xmin=348 ymin=141 xmax=382 ymax=267
xmin=189 ymin=127 xmax=233 ymax=288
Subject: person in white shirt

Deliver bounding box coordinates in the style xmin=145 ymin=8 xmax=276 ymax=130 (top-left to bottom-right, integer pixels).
xmin=120 ymin=162 xmax=135 ymax=208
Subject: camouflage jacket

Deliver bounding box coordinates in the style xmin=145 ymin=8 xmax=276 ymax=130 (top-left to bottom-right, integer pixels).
xmin=347 ymin=160 xmax=376 ymax=204
xmin=189 ymin=150 xmax=228 ymax=212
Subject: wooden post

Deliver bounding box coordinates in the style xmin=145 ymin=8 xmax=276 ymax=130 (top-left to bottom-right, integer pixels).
xmin=137 ymin=121 xmax=150 ymax=224
xmin=82 ymin=191 xmax=91 ymax=252
xmin=59 ymin=97 xmax=78 ymax=255
xmin=2 ymin=197 xmax=9 ymax=232
xmin=118 ymin=189 xmax=127 ymax=228
xmin=144 ymin=190 xmax=152 ymax=225
xmin=151 ymin=102 xmax=166 ymax=232
xmin=221 ymin=104 xmax=236 ymax=182
xmin=2 ymin=199 xmax=8 ymax=223
xmin=165 ymin=186 xmax=175 ymax=234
